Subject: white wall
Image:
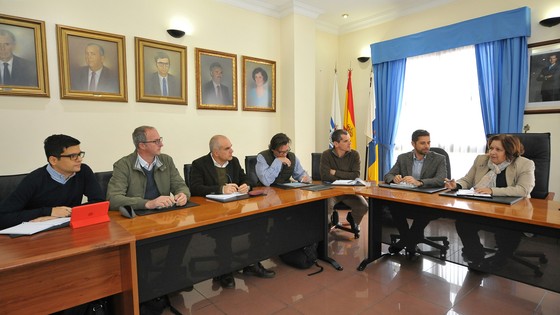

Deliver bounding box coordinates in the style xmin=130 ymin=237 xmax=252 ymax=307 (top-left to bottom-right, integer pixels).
xmin=0 ymin=0 xmax=286 ymax=175
xmin=316 ymin=0 xmax=560 ymax=199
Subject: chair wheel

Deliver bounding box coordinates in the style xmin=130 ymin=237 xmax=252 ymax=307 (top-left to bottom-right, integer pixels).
xmin=388 ymin=245 xmax=402 ymax=254
xmin=535 ymin=270 xmax=543 ymax=277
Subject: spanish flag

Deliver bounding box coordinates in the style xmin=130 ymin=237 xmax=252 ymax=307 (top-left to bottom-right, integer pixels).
xmin=343 ymin=69 xmax=357 ymax=149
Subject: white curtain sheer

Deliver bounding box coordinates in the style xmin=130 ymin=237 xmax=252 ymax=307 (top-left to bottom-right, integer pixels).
xmin=392 ymin=45 xmax=487 ymax=178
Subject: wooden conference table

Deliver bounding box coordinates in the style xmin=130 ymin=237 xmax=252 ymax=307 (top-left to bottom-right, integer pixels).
xmin=110 ymin=186 xmax=345 ymax=303
xmin=0 ymin=221 xmax=139 ymax=315
xmin=355 ymin=183 xmax=560 ymax=271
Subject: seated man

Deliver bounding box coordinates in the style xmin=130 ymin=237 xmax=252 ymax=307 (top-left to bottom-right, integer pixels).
xmin=383 ymin=129 xmax=447 ymax=256
xmin=0 ymin=134 xmax=105 ymax=314
xmin=255 ymin=133 xmax=311 ymax=186
xmin=190 ymin=135 xmax=275 ymax=289
xmin=107 ymin=125 xmax=192 ymax=306
xmin=107 ymin=125 xmax=190 ymax=209
xmin=0 ymin=134 xmax=104 ymax=229
xmin=320 ymin=129 xmax=368 ymax=232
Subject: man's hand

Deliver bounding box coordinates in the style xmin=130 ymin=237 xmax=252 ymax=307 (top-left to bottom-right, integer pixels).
xmin=329 ymin=169 xmax=336 ymax=176
xmin=51 ymin=206 xmax=72 ymax=218
xmin=174 ymin=192 xmax=188 ymax=206
xmin=31 ymin=216 xmax=61 ymax=222
xmin=237 ymin=183 xmax=250 ymax=194
xmin=146 ymin=195 xmax=176 ymax=209
xmin=277 ymin=157 xmax=291 ymax=167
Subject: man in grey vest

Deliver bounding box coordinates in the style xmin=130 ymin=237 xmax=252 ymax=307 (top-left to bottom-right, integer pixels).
xmin=255 ymin=133 xmax=311 ymax=186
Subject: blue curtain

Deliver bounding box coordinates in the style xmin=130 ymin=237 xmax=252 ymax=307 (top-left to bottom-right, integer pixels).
xmin=373 ymin=59 xmax=407 ymax=177
xmin=475 ymin=36 xmax=528 ymax=134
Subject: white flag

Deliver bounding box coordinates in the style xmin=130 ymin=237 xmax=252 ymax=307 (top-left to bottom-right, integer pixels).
xmin=329 ymin=70 xmax=342 ymax=148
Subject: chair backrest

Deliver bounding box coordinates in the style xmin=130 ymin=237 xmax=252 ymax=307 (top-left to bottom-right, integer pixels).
xmin=183 ymin=164 xmax=192 ymax=187
xmin=487 ymin=133 xmax=551 ymax=199
xmin=94 ymin=171 xmax=113 ymax=199
xmin=429 ymin=147 xmax=451 ymax=179
xmin=311 ymin=153 xmax=322 ymax=180
xmin=0 ymin=173 xmax=27 ymax=203
xmin=244 ymin=155 xmax=259 ymax=187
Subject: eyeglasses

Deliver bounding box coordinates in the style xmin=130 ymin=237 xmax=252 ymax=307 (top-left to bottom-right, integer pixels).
xmin=275 ymin=147 xmax=291 ymax=155
xmin=143 ymin=137 xmax=163 ymax=145
xmin=156 ymin=62 xmax=170 ymax=67
xmin=59 ymin=151 xmax=86 ymax=161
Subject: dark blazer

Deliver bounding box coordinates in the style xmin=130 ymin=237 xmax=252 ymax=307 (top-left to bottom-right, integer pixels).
xmin=383 ymin=151 xmax=447 ymax=187
xmin=537 ymin=63 xmax=560 ymax=101
xmin=202 ymin=80 xmax=231 ymax=104
xmin=70 ymin=66 xmax=119 ymax=93
xmin=190 ymin=153 xmax=248 ymax=196
xmin=145 ymin=72 xmax=181 ymax=97
xmin=4 ymin=55 xmax=38 ymax=87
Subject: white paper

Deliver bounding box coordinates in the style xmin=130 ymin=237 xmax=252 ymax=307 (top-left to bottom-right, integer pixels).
xmin=205 ymin=192 xmax=248 ymax=201
xmin=331 ymin=178 xmax=366 ymax=186
xmin=0 ymin=217 xmax=70 ymax=235
xmin=456 ymin=188 xmax=491 ymax=198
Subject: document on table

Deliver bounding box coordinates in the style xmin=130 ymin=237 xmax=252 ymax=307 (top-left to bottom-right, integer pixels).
xmin=330 ymin=178 xmax=367 ymax=186
xmin=456 ymin=189 xmax=492 ymax=198
xmin=205 ymin=192 xmax=249 ymax=202
xmin=0 ymin=217 xmax=71 ymax=236
xmin=390 ymin=182 xmax=416 ymax=188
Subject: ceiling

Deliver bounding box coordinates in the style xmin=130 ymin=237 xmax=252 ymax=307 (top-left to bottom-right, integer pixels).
xmin=219 ymin=0 xmax=457 ymax=34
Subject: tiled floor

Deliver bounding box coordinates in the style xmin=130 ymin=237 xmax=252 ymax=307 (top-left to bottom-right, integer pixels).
xmin=163 ymin=212 xmax=560 ymax=315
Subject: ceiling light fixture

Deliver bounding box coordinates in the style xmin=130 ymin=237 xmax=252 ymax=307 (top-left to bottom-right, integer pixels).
xmin=342 ymin=14 xmax=349 ymax=19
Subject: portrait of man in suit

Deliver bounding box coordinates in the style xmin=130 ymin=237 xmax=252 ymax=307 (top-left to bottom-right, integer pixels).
xmin=201 ymin=61 xmax=232 ymax=105
xmin=144 ymin=51 xmax=180 ymax=97
xmin=70 ymin=42 xmax=119 ymax=93
xmin=0 ymin=28 xmax=38 ymax=87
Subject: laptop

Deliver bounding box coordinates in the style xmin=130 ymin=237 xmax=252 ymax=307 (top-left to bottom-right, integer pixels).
xmin=70 ymin=201 xmax=110 ymax=229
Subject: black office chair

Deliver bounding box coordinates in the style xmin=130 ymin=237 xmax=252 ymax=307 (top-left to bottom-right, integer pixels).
xmin=244 ymin=155 xmax=259 ymax=187
xmin=94 ymin=171 xmax=113 ymax=199
xmin=311 ymin=152 xmax=359 ymax=238
xmin=0 ymin=173 xmax=27 ymax=203
xmin=481 ymin=133 xmax=551 ymax=276
xmin=183 ymin=164 xmax=192 ymax=187
xmin=389 ymin=147 xmax=451 ymax=259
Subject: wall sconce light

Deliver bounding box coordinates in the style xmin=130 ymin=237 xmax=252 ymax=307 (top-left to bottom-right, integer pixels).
xmin=357 ymin=57 xmax=370 ymax=63
xmin=167 ymin=29 xmax=185 ymax=38
xmin=539 ymin=17 xmax=560 ymax=27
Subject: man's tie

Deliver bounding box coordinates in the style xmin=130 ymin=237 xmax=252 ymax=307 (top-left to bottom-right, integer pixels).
xmin=2 ymin=62 xmax=11 ymax=85
xmin=216 ymin=85 xmax=222 ymax=100
xmin=89 ymin=71 xmax=97 ymax=91
xmin=162 ymin=77 xmax=168 ymax=96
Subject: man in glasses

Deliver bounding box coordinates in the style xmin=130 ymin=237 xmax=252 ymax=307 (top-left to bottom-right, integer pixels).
xmin=256 ymin=132 xmax=311 ymax=186
xmin=0 ymin=134 xmax=104 ymax=229
xmin=190 ymin=135 xmax=274 ymax=289
xmin=145 ymin=51 xmax=180 ymax=97
xmin=107 ymin=125 xmax=190 ymax=210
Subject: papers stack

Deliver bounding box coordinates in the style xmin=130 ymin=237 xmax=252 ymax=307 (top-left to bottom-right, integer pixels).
xmin=0 ymin=217 xmax=70 ymax=236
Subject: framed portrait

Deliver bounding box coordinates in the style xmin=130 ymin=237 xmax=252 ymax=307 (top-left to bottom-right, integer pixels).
xmin=526 ymin=39 xmax=560 ymax=114
xmin=195 ymin=48 xmax=237 ymax=110
xmin=56 ymin=25 xmax=127 ymax=102
xmin=135 ymin=37 xmax=187 ymax=105
xmin=242 ymin=56 xmax=276 ymax=112
xmin=0 ymin=14 xmax=49 ymax=97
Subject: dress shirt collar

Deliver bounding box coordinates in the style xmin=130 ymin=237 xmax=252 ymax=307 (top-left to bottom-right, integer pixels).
xmin=136 ymin=154 xmax=160 ymax=171
xmin=211 ymin=155 xmax=229 ymax=168
xmin=46 ymin=163 xmax=75 ymax=184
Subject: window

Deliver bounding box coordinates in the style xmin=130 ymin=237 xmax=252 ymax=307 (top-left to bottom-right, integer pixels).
xmin=392 ymin=45 xmax=487 ymax=178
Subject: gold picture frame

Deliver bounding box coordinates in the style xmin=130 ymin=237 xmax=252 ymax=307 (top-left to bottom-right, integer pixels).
xmin=242 ymin=56 xmax=276 ymax=112
xmin=526 ymin=39 xmax=560 ymax=114
xmin=135 ymin=37 xmax=187 ymax=105
xmin=0 ymin=14 xmax=49 ymax=97
xmin=56 ymin=25 xmax=127 ymax=102
xmin=195 ymin=48 xmax=237 ymax=110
